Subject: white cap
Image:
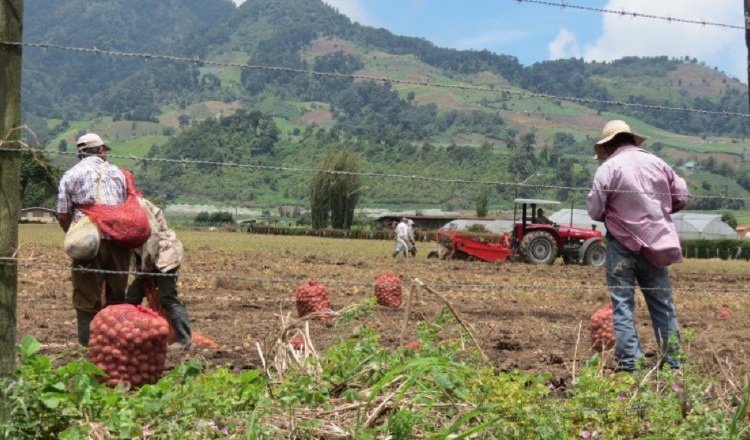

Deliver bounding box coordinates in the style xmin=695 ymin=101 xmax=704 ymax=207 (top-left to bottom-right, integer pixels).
xmin=76 ymin=133 xmax=110 ymax=151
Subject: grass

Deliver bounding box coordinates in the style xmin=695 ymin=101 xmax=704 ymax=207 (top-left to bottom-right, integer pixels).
xmin=21 ymin=223 xmax=749 ymax=269
xmin=19 ymin=224 xmax=394 ymax=261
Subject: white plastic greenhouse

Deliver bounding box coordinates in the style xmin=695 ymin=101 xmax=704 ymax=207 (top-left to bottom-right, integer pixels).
xmin=670 ymin=212 xmax=737 ymax=240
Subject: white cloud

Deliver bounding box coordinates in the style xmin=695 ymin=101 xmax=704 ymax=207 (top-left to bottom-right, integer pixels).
xmin=321 ymin=0 xmax=377 ymax=26
xmin=549 ymin=27 xmax=582 ymax=59
xmin=454 ymin=29 xmax=529 ymax=51
xmin=582 ymin=0 xmax=746 ymax=81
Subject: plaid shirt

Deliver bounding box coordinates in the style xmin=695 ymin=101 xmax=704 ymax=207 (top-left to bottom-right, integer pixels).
xmin=57 ymin=156 xmax=127 ymax=219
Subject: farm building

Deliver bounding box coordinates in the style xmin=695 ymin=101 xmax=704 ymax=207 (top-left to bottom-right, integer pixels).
xmin=377 ymin=212 xmax=516 ymax=232
xmin=376 ymin=215 xmax=461 ymax=231
xmin=19 ymin=207 xmax=57 ymax=223
xmin=439 ymin=219 xmax=514 ymax=234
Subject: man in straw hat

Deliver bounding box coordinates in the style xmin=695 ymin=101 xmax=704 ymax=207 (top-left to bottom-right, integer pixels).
xmin=586 ymin=120 xmax=689 ymax=373
xmin=57 ymin=133 xmax=129 ymax=346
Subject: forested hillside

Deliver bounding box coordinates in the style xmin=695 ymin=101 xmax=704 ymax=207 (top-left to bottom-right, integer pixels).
xmin=18 ymin=0 xmax=750 ymax=211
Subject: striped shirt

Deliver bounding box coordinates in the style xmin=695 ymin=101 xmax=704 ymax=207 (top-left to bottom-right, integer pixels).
xmin=57 ymin=156 xmax=127 ymax=219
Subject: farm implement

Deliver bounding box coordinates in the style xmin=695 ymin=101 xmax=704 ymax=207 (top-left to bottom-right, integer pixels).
xmin=427 ymin=229 xmax=512 ymax=262
xmin=428 ymin=199 xmax=606 ymax=266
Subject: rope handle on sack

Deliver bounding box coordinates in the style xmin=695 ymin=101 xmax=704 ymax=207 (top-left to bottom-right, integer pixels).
xmin=96 ymin=162 xmax=106 ymax=204
xmin=96 ymin=161 xmax=112 ymax=307
xmin=99 ymin=279 xmax=107 ymax=308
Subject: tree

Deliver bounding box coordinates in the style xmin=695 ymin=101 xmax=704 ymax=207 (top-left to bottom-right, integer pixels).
xmin=721 ymin=211 xmax=738 ymax=229
xmin=20 ymin=154 xmax=59 ymax=208
xmin=57 ymin=139 xmax=68 ymax=153
xmin=178 ymin=114 xmax=191 ymax=130
xmin=309 ymin=149 xmax=363 ymax=229
xmin=475 ymin=188 xmax=490 ymax=218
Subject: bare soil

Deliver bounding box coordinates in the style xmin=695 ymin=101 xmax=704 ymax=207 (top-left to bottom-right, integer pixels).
xmin=298 ymin=109 xmax=334 ymax=125
xmin=16 ymin=230 xmax=750 ymax=384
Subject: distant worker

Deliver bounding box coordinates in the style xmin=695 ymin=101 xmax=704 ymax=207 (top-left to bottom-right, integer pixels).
xmin=586 ymin=120 xmax=689 ymax=373
xmin=126 ymin=198 xmax=194 ymax=350
xmin=535 ymin=208 xmax=552 ymax=224
xmin=57 ymin=133 xmax=129 ymax=346
xmin=392 ymin=218 xmax=411 ymax=258
xmin=406 ymin=218 xmax=417 ymax=256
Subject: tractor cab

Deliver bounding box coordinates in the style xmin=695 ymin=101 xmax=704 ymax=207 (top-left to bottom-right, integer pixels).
xmin=512 ymin=198 xmax=605 ymax=266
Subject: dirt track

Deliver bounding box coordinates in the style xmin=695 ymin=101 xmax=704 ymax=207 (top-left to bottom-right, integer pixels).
xmin=16 ymin=225 xmax=750 ymax=384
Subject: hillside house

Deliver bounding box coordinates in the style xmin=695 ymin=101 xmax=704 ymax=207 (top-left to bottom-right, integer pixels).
xmin=278 ymin=205 xmax=301 ymax=217
xmin=20 ymin=207 xmax=57 ymax=224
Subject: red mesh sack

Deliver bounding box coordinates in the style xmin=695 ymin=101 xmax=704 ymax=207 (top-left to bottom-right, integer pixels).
xmin=77 ymin=169 xmax=151 ymax=249
xmin=374 ymin=274 xmax=402 ymax=308
xmin=144 ymin=279 xmax=219 ymax=349
xmin=88 ymin=304 xmax=169 ymax=388
xmin=295 ymin=280 xmax=331 ymax=319
xmin=589 ymin=303 xmax=615 ymax=352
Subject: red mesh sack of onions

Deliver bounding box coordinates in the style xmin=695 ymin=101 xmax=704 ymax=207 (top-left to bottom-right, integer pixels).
xmin=374 ymin=274 xmax=402 ymax=308
xmin=295 ymin=280 xmax=331 ymax=322
xmin=589 ymin=303 xmax=615 ymax=352
xmin=88 ymin=304 xmax=170 ymax=388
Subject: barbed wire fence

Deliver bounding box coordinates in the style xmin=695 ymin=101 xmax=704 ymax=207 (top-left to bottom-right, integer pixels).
xmin=2 ymin=28 xmax=749 ymax=298
xmin=2 ymin=40 xmax=750 ymax=119
xmin=513 ymin=0 xmax=747 ymax=30
xmin=2 ymin=5 xmax=750 ymax=413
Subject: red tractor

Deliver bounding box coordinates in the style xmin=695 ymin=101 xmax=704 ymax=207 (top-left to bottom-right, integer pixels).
xmin=512 ymin=198 xmax=605 ymax=266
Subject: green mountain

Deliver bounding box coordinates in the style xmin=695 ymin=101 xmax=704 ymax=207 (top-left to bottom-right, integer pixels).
xmin=19 ymin=0 xmax=750 ymax=211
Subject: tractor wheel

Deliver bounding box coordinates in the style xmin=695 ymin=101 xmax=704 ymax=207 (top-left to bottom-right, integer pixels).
xmin=519 ymin=231 xmax=557 ymax=265
xmin=582 ymin=242 xmax=606 ymax=267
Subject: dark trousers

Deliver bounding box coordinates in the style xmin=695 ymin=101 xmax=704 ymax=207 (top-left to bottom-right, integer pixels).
xmin=72 ymin=240 xmax=130 ymax=346
xmin=126 ymin=268 xmax=192 ymax=345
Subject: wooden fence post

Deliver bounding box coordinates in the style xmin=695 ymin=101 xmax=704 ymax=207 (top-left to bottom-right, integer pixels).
xmin=0 ymin=0 xmax=23 ymax=376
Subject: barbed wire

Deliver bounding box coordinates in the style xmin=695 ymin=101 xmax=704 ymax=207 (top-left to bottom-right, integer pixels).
xmin=4 ymin=258 xmax=750 ymax=295
xmin=5 ymin=145 xmax=748 ymax=203
xmin=2 ymin=40 xmax=749 ymax=119
xmin=514 ymin=0 xmax=747 ymax=30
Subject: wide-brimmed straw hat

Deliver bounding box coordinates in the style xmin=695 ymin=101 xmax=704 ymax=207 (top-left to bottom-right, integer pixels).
xmin=594 ymin=120 xmax=646 ymax=146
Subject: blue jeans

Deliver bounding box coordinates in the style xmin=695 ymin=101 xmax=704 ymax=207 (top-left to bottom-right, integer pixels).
xmin=605 ymin=238 xmax=681 ymax=371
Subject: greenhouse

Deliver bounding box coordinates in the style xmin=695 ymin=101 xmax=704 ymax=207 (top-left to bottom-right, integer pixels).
xmin=670 ymin=212 xmax=737 ymax=240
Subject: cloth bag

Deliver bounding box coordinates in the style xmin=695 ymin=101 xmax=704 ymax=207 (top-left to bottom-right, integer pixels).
xmin=63 ymin=215 xmax=101 ymax=261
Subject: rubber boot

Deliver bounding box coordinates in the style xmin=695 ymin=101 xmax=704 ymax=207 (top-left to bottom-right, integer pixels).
xmin=164 ymin=303 xmax=193 ymax=347
xmin=76 ymin=310 xmax=96 ymax=347
xmin=392 ymin=250 xmax=399 ymax=258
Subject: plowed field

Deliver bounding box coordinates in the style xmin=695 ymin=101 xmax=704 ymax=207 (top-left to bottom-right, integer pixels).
xmin=17 ymin=225 xmax=750 ymax=384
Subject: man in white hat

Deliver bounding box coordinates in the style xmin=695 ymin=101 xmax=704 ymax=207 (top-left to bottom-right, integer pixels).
xmin=392 ymin=218 xmax=411 ymax=258
xmin=57 ymin=133 xmax=129 ymax=346
xmin=586 ymin=120 xmax=689 ymax=373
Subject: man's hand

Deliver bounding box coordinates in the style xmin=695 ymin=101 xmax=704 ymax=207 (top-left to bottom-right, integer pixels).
xmin=57 ymin=213 xmax=72 ymax=232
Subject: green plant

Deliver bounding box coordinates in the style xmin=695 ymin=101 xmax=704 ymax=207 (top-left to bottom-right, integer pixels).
xmin=2 ymin=323 xmax=747 ymax=439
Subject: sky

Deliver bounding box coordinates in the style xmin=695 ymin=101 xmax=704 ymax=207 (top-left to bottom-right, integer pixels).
xmin=279 ymin=0 xmax=749 ymax=84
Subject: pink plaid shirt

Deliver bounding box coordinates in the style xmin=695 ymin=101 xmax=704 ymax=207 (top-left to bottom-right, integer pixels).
xmin=586 ymin=145 xmax=689 ymax=267
xmin=57 ymin=156 xmax=127 ymax=220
